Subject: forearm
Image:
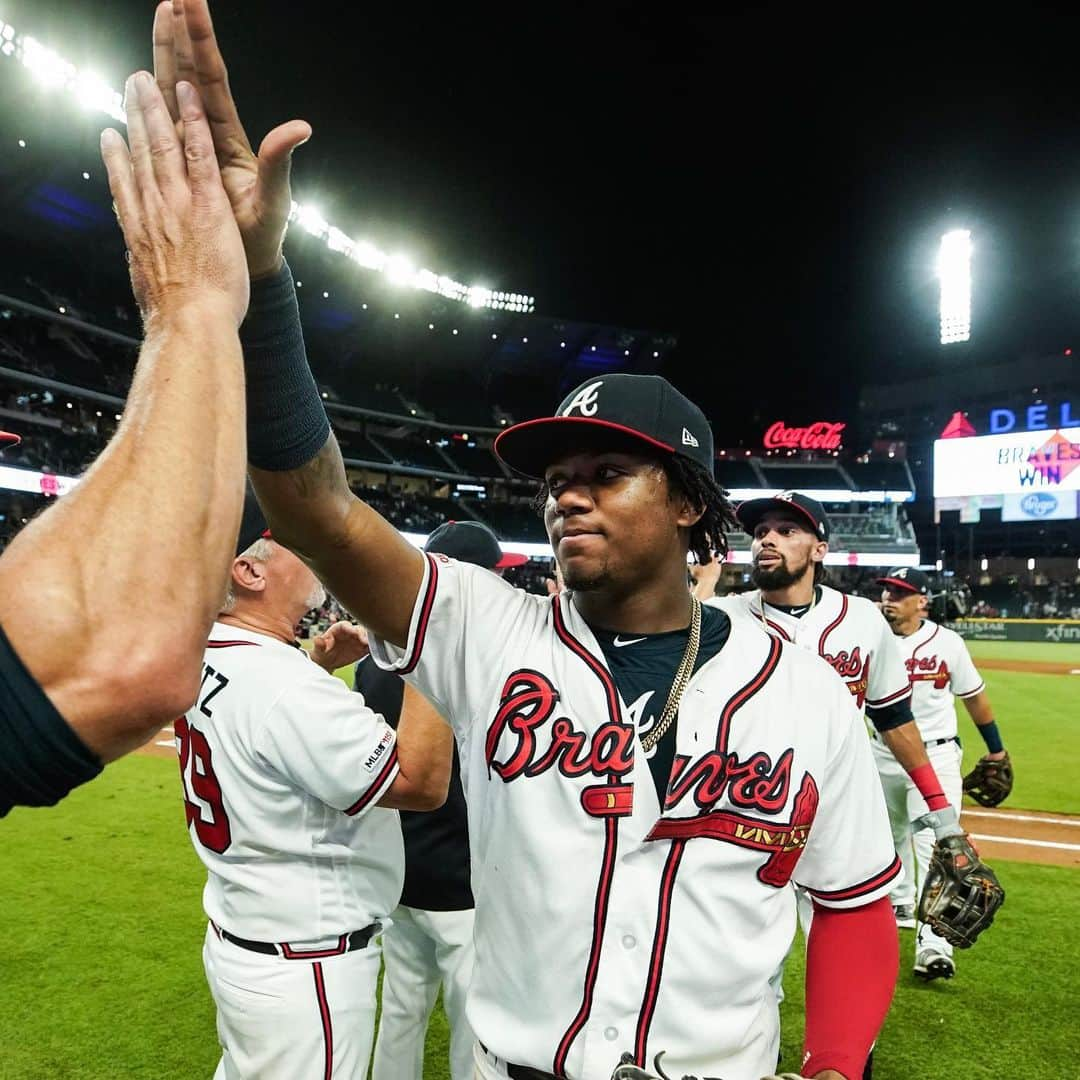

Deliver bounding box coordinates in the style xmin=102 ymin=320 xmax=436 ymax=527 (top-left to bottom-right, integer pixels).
xmin=241 ymin=263 xmax=424 ymax=644
xmin=963 ymin=692 xmax=1004 ymax=754
xmin=382 ymin=683 xmax=453 ymax=810
xmin=803 ymin=898 xmax=898 ymax=1080
xmin=0 ymin=304 xmax=246 ymax=754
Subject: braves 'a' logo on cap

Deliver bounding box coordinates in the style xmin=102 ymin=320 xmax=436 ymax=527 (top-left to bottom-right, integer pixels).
xmin=777 ymin=490 xmax=795 ymax=502
xmin=894 ymin=568 xmax=909 ymax=579
xmin=681 ymin=427 xmax=699 ymax=448
xmin=562 ymin=381 xmax=603 ymax=417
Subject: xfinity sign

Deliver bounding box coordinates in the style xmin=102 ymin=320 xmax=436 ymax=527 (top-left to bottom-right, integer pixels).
xmin=990 ymin=401 xmax=1078 ymax=433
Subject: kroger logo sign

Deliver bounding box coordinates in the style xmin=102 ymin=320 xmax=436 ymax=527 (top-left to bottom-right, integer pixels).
xmin=1020 ymin=492 xmax=1059 ymax=518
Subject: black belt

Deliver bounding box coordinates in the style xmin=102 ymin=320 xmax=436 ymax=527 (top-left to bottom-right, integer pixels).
xmin=925 ymin=736 xmax=960 ymax=748
xmin=479 ymin=1043 xmax=558 ymax=1080
xmin=213 ymin=921 xmax=379 ymax=958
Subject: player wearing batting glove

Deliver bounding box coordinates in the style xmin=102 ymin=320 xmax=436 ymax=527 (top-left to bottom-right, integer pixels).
xmin=879 ymin=570 xmax=1007 ymax=981
xmin=160 ymin=5 xmax=904 ymax=1077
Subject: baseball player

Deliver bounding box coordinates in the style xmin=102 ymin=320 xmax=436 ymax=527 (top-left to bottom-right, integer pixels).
xmin=705 ymin=492 xmax=974 ymax=898
xmin=156 ymin=10 xmax=910 ymax=1079
xmin=877 ymin=567 xmax=1009 ymax=980
xmin=363 ymin=520 xmax=527 ymax=1080
xmin=0 ymin=73 xmax=251 ymax=816
xmin=179 ymin=497 xmax=454 ymax=1079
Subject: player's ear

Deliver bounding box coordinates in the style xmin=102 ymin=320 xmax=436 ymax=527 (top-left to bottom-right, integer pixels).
xmin=812 ymin=541 xmax=828 ymax=565
xmin=232 ymin=556 xmax=268 ymax=594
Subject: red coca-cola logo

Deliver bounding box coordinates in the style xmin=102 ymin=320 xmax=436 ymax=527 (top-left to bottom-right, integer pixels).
xmin=763 ymin=421 xmax=846 ymax=451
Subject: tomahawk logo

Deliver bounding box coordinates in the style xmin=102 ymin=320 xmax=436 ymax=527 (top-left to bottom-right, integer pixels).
xmin=682 ymin=427 xmax=699 ymax=448
xmin=562 ymin=381 xmax=603 ymax=417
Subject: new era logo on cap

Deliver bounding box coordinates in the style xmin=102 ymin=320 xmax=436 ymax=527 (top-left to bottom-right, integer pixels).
xmin=682 ymin=427 xmax=699 ymax=448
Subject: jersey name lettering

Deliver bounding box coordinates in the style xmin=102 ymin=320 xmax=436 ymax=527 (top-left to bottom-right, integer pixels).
xmin=822 ymin=646 xmax=869 ymax=707
xmin=486 ymin=669 xmax=801 ymax=821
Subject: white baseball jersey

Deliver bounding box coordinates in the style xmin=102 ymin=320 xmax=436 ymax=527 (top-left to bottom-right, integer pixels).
xmin=891 ymin=619 xmax=984 ymax=742
xmin=177 ymin=622 xmax=405 ymax=942
xmin=707 ymin=585 xmax=913 ymax=716
xmin=369 ymin=556 xmax=899 ymax=1080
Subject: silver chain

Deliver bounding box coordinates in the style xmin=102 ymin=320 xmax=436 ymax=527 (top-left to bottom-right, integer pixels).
xmin=640 ymin=597 xmax=701 ymax=753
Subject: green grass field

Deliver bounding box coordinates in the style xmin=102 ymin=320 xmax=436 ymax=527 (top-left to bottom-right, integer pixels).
xmin=2 ymin=639 xmax=1074 ymax=1079
xmin=965 ymin=638 xmax=1080 ymax=665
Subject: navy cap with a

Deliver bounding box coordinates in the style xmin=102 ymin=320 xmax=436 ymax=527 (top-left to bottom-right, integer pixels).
xmin=493 ymin=373 xmax=714 ymax=479
xmin=235 ymin=490 xmax=272 ymax=557
xmin=736 ymin=491 xmax=831 ymax=542
xmin=0 ymin=430 xmax=20 ymax=447
xmin=424 ymin=519 xmax=529 ymax=570
xmin=876 ymin=567 xmax=931 ymax=595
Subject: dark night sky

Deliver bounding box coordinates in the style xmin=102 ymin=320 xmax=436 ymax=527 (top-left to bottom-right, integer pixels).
xmin=7 ymin=4 xmax=1080 ymax=432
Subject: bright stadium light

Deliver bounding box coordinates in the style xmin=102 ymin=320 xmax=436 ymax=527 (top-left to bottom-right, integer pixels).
xmin=980 ymin=558 xmax=988 ymax=571
xmin=938 ymin=229 xmax=972 ymax=344
xmin=0 ymin=16 xmax=535 ymax=312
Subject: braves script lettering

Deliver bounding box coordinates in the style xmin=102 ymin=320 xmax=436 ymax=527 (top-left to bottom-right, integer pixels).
xmin=486 ymin=671 xmax=798 ymax=822
xmin=823 ymin=646 xmax=870 ymax=707
xmin=906 ymin=655 xmax=950 ymax=689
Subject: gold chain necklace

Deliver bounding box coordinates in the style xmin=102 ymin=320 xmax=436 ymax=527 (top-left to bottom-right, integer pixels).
xmin=640 ymin=597 xmax=702 ymax=752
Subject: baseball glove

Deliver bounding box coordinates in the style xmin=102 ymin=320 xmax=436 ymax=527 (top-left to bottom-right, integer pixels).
xmin=918 ymin=833 xmax=1005 ymax=948
xmin=963 ymin=751 xmax=1013 ymax=807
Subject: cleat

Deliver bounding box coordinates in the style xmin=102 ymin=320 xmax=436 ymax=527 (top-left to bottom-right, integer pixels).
xmin=914 ymin=949 xmax=955 ymax=981
xmin=892 ymin=903 xmax=915 ymax=929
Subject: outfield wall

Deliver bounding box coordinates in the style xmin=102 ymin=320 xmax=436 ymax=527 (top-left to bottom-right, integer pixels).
xmin=947 ymin=618 xmax=1080 ymax=643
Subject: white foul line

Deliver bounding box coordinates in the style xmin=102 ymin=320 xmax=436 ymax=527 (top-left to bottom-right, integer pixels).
xmin=963 ymin=809 xmax=1080 ymax=828
xmin=970 ymin=832 xmax=1080 ymax=853
xmin=155 ymin=740 xmax=177 ymax=749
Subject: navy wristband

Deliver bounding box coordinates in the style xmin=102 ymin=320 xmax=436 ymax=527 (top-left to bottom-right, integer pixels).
xmin=239 ymin=261 xmax=331 ymax=471
xmin=978 ymin=720 xmax=1004 ymax=754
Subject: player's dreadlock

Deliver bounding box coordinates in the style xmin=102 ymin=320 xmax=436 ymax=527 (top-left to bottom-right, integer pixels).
xmin=662 ymin=454 xmax=739 ymax=566
xmin=533 ymin=453 xmax=739 ymax=567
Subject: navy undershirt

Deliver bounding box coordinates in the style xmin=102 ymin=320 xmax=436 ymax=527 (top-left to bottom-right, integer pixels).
xmin=592 ymin=605 xmax=730 ymax=805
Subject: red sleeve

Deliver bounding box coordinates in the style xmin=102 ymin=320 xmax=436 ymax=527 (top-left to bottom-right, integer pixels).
xmin=803 ymin=897 xmax=898 ymax=1079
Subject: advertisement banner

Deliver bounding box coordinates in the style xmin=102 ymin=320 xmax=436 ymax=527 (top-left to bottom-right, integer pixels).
xmin=948 ymin=618 xmax=1080 ymax=643
xmin=1001 ymin=491 xmax=1078 ymax=522
xmin=933 ymin=427 xmax=1080 ymax=497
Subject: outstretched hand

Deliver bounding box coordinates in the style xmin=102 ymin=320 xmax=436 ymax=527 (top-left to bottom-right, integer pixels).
xmin=310 ymin=621 xmax=371 ymax=673
xmin=152 ymin=0 xmax=312 ymax=279
xmin=688 ymin=553 xmax=724 ymax=601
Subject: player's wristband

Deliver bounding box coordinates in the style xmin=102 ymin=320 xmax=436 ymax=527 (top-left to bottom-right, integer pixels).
xmin=912 ymin=802 xmax=964 ymax=840
xmin=239 ymin=260 xmax=331 ymax=472
xmin=977 ymin=720 xmax=1004 ymax=755
xmin=908 ymin=761 xmax=949 ymax=812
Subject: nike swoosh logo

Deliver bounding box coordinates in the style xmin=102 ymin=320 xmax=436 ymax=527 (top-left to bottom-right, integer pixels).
xmin=613 ymin=636 xmax=646 ymax=647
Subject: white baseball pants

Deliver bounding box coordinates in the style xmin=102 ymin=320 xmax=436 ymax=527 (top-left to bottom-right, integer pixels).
xmin=372 ymin=904 xmax=476 ymax=1080
xmin=203 ymin=922 xmax=381 ymax=1079
xmin=872 ymin=737 xmax=964 ymax=960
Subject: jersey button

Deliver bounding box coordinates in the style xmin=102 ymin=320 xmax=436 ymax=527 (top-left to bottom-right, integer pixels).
xmin=621 ymin=935 xmax=636 ymax=949
xmin=604 ymin=1027 xmax=619 ymax=1042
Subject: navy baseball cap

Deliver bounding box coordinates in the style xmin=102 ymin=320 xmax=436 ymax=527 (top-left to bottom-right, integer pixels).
xmin=424 ymin=520 xmax=529 ymax=569
xmin=876 ymin=567 xmax=931 ymax=595
xmin=736 ymin=491 xmax=831 ymax=542
xmin=0 ymin=431 xmax=20 ymax=447
xmin=235 ymin=490 xmax=271 ymax=556
xmin=493 ymin=374 xmax=714 ymax=479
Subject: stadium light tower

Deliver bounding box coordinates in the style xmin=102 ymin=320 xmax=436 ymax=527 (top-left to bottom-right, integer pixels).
xmin=938 ymin=229 xmax=972 ymax=344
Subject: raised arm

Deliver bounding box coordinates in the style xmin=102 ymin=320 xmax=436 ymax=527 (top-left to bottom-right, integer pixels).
xmin=0 ymin=74 xmax=248 ymax=766
xmin=157 ymin=0 xmax=426 ymax=645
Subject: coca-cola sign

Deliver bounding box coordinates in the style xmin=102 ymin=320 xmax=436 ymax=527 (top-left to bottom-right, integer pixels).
xmin=763 ymin=421 xmax=846 ymax=451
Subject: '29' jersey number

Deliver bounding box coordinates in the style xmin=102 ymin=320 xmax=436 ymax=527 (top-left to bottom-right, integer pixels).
xmin=175 ymin=665 xmax=232 ymax=853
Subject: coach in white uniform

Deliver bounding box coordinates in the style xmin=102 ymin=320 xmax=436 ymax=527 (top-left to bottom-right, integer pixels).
xmin=876 ymin=567 xmax=1008 ymax=981
xmin=177 ymin=498 xmax=454 ymax=1079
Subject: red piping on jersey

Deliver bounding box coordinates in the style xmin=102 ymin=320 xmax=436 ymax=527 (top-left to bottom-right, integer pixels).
xmin=344 ymin=746 xmax=399 ymax=816
xmin=281 ymin=935 xmax=348 ymax=960
xmin=909 ymin=624 xmax=941 ymax=667
xmin=312 ymin=963 xmax=334 ymax=1080
xmin=715 ymin=635 xmax=783 ymax=752
xmin=865 ymin=684 xmax=912 ymax=707
xmin=804 ymin=853 xmax=901 ymax=903
xmin=399 ymin=553 xmax=440 ymax=675
xmin=551 ymin=594 xmax=623 ymax=1078
xmin=755 ymin=607 xmax=792 ymax=641
xmin=206 ymin=640 xmax=260 ymax=648
xmin=817 ymin=593 xmax=848 ymax=656
xmin=633 ymin=839 xmax=686 ymax=1066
